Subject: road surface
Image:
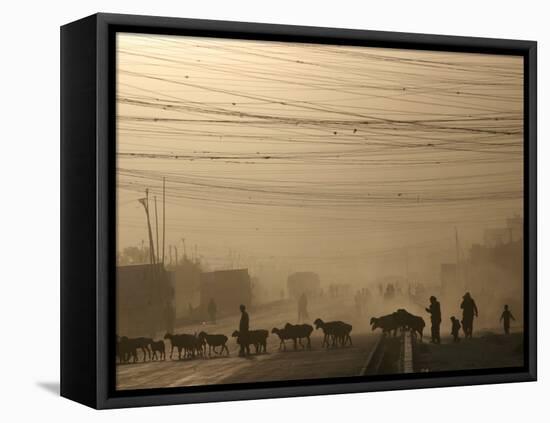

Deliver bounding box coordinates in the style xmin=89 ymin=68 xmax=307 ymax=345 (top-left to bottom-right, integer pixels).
xmin=116 ymin=295 xmax=383 ymax=390
xmin=413 ymin=329 xmax=524 ymax=373
xmin=117 ymin=332 xmax=380 ymax=389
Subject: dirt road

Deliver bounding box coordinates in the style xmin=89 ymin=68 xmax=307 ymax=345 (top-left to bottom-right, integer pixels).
xmin=116 ymin=332 xmax=380 ymax=389
xmin=116 ymin=296 xmax=382 ymax=390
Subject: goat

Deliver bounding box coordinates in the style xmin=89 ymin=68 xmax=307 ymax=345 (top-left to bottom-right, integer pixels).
xmin=198 ymin=332 xmax=229 ymax=356
xmin=314 ymin=318 xmax=353 ymax=348
xmin=164 ymin=333 xmax=200 ymax=359
xmin=124 ymin=337 xmax=153 ymax=361
xmin=394 ymin=309 xmax=425 ymax=341
xmin=150 ymin=339 xmax=166 ymax=361
xmin=191 ymin=333 xmax=205 ymax=358
xmin=117 ymin=336 xmax=138 ymax=364
xmin=271 ymin=327 xmax=297 ymax=350
xmin=232 ymin=330 xmax=269 ymax=354
xmin=370 ymin=314 xmax=399 ymax=336
xmin=284 ymin=323 xmax=313 ymax=349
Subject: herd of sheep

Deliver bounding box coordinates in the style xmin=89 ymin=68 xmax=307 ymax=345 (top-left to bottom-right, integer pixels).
xmin=370 ymin=308 xmax=426 ymax=340
xmin=117 ymin=318 xmax=354 ymax=364
xmin=117 ymin=309 xmax=424 ymax=364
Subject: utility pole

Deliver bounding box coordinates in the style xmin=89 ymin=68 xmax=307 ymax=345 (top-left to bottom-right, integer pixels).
xmin=169 ymin=245 xmax=172 ymax=266
xmin=174 ymin=246 xmax=178 ymax=266
xmin=154 ymin=195 xmax=160 ymax=265
xmin=162 ymin=177 xmax=166 ymax=266
xmin=139 ymin=189 xmax=156 ymax=266
xmin=181 ymin=238 xmax=186 ymax=259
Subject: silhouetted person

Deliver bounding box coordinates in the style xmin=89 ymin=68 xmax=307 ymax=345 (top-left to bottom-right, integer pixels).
xmin=238 ymin=304 xmax=250 ymax=357
xmin=425 ymin=296 xmax=441 ymax=344
xmin=384 ymin=284 xmax=395 ymax=301
xmin=165 ymin=301 xmax=175 ymax=334
xmin=500 ymin=304 xmax=515 ymax=335
xmin=354 ymin=290 xmax=362 ymax=317
xmin=450 ymin=316 xmax=461 ymax=343
xmin=461 ymin=292 xmax=478 ymax=338
xmin=298 ymin=293 xmax=309 ymax=322
xmin=207 ymin=298 xmax=217 ymax=324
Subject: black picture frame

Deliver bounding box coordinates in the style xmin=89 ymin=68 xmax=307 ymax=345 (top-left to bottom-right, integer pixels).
xmin=61 ymin=12 xmax=537 ymax=409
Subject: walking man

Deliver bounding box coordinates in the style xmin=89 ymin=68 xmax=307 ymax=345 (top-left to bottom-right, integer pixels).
xmin=461 ymin=292 xmax=478 ymax=338
xmin=238 ymin=304 xmax=250 ymax=357
xmin=298 ymin=293 xmax=309 ymax=322
xmin=425 ymin=295 xmax=441 ymax=344
xmin=208 ymin=298 xmax=217 ymax=324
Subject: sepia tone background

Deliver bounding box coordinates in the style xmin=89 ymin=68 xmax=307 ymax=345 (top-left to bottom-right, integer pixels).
xmin=115 ymin=33 xmax=524 ymax=389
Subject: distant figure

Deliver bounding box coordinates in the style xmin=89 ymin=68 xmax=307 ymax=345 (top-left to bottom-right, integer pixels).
xmin=165 ymin=301 xmax=175 ymax=334
xmin=461 ymin=292 xmax=478 ymax=338
xmin=298 ymin=293 xmax=309 ymax=322
xmin=425 ymin=296 xmax=441 ymax=344
xmin=238 ymin=304 xmax=250 ymax=357
xmin=354 ymin=290 xmax=362 ymax=317
xmin=384 ymin=284 xmax=395 ymax=301
xmin=500 ymin=304 xmax=516 ymax=335
xmin=207 ymin=298 xmax=217 ymax=324
xmin=450 ymin=316 xmax=461 ymax=343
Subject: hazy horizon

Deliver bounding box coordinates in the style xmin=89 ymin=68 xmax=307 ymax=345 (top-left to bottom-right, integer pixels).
xmin=116 ymin=33 xmax=524 ymax=288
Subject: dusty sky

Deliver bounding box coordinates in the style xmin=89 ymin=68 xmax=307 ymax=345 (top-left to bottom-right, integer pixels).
xmin=116 ymin=33 xmax=523 ymax=285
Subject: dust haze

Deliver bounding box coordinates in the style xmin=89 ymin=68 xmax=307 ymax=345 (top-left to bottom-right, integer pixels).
xmin=115 ymin=33 xmax=524 ymax=389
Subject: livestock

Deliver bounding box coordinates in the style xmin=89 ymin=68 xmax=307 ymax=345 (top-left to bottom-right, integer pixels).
xmin=125 ymin=337 xmax=153 ymax=361
xmin=232 ymin=330 xmax=269 ymax=354
xmin=371 ymin=310 xmax=425 ymax=340
xmin=164 ymin=333 xmax=201 ymax=359
xmin=150 ymin=339 xmax=166 ymax=361
xmin=408 ymin=315 xmax=425 ymax=341
xmin=191 ymin=334 xmax=205 ymax=358
xmin=313 ymin=318 xmax=353 ymax=348
xmin=116 ymin=336 xmax=138 ymax=364
xmin=198 ymin=331 xmax=229 ymax=356
xmin=394 ymin=309 xmax=425 ymax=341
xmin=271 ymin=327 xmax=297 ymax=350
xmin=370 ymin=314 xmax=399 ymax=336
xmin=284 ymin=323 xmax=313 ymax=349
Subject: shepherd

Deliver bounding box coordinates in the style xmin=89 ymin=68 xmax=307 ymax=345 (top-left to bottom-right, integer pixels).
xmin=238 ymin=304 xmax=250 ymax=357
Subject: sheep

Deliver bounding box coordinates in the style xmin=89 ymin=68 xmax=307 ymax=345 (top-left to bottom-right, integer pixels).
xmin=124 ymin=337 xmax=153 ymax=362
xmin=198 ymin=331 xmax=229 ymax=356
xmin=271 ymin=327 xmax=297 ymax=350
xmin=232 ymin=330 xmax=269 ymax=354
xmin=164 ymin=333 xmax=200 ymax=360
xmin=370 ymin=314 xmax=399 ymax=336
xmin=191 ymin=334 xmax=205 ymax=358
xmin=408 ymin=315 xmax=425 ymax=341
xmin=284 ymin=323 xmax=313 ymax=349
xmin=116 ymin=336 xmax=138 ymax=364
xmin=371 ymin=310 xmax=425 ymax=341
xmin=313 ymin=318 xmax=353 ymax=348
xmin=333 ymin=322 xmax=353 ymax=346
xmin=394 ymin=309 xmax=425 ymax=341
xmin=150 ymin=339 xmax=166 ymax=361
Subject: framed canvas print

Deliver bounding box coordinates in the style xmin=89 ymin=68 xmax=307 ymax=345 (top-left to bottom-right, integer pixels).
xmin=60 ymin=13 xmax=537 ymax=409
